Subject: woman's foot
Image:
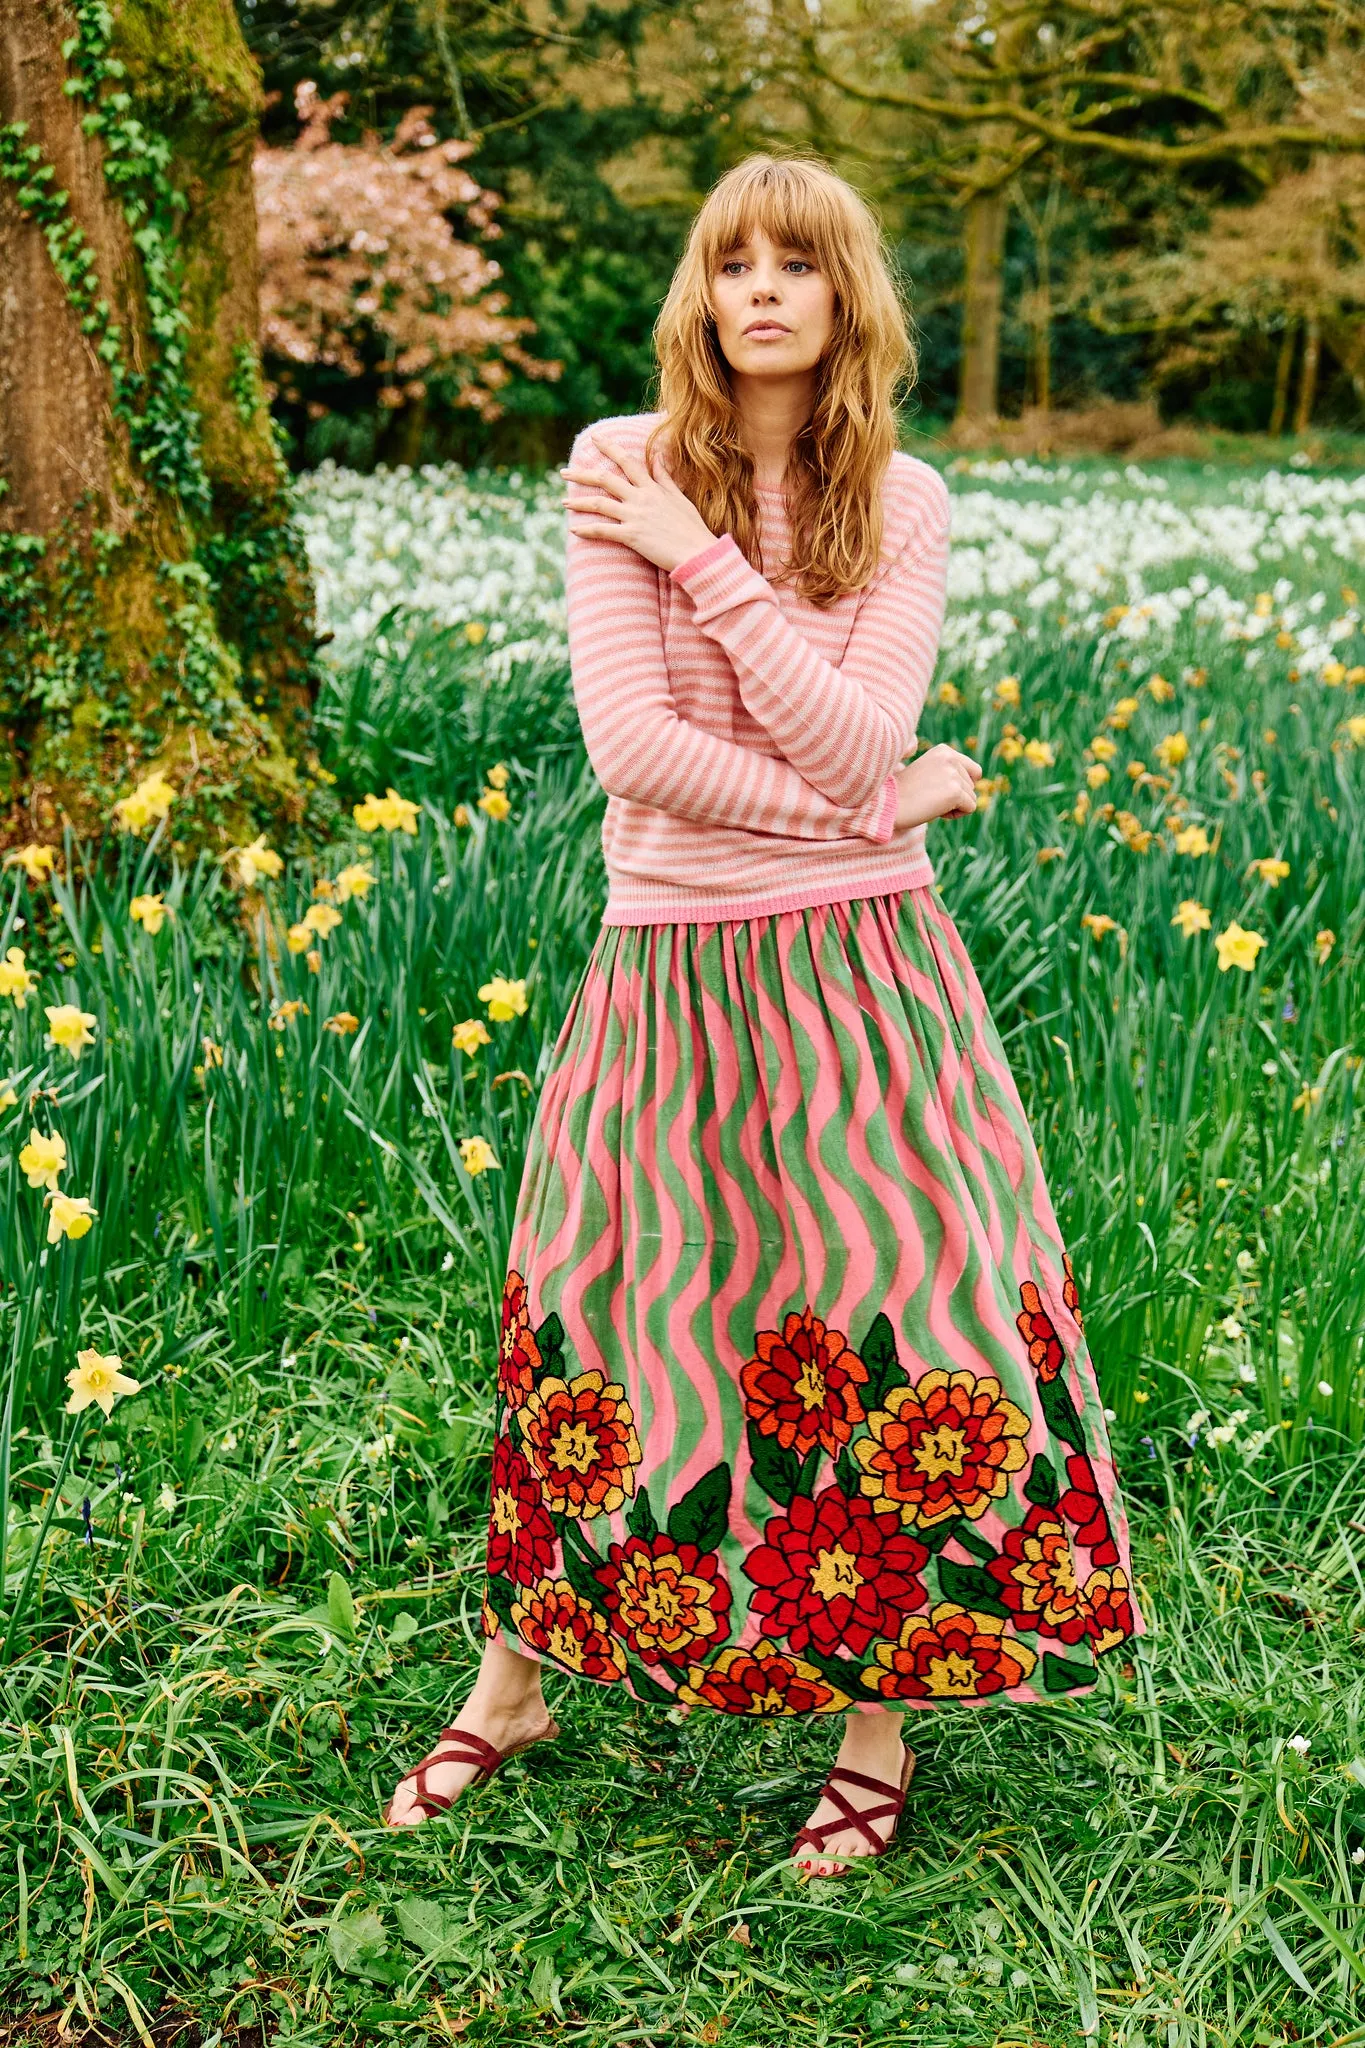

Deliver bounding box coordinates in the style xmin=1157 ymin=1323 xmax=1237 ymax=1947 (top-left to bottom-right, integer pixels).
xmin=385 ymin=1637 xmax=556 ymax=1827
xmin=793 ymin=1711 xmax=913 ymax=1877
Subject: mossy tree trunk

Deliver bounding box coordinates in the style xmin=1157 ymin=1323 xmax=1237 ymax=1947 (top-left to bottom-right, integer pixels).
xmin=0 ymin=0 xmax=319 ymax=850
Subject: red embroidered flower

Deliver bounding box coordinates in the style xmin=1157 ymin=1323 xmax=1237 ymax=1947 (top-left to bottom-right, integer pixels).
xmin=677 ymin=1639 xmax=850 ymax=1716
xmin=510 ymin=1577 xmax=626 ymax=1681
xmin=486 ymin=1434 xmax=559 ymax=1584
xmin=1057 ymin=1453 xmax=1120 ymax=1566
xmin=1083 ymin=1567 xmax=1136 ymax=1653
xmin=740 ymin=1306 xmax=867 ymax=1459
xmin=853 ymin=1367 xmax=1031 ymax=1527
xmin=518 ymin=1369 xmax=641 ymax=1520
xmin=499 ymin=1269 xmax=542 ymax=1410
xmin=594 ymin=1534 xmax=731 ymax=1667
xmin=1062 ymin=1251 xmax=1084 ymax=1332
xmin=865 ymin=1603 xmax=1038 ymax=1701
xmin=986 ymin=1504 xmax=1092 ymax=1643
xmin=742 ymin=1484 xmax=929 ymax=1658
xmin=1016 ymin=1280 xmax=1065 ymax=1382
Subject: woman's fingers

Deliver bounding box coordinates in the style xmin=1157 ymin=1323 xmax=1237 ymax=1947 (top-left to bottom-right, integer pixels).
xmin=593 ymin=435 xmax=651 ymax=485
xmin=566 ymin=516 xmax=629 ymax=541
xmin=561 ymin=463 xmax=628 ymax=501
xmin=562 ymin=490 xmax=622 ymax=519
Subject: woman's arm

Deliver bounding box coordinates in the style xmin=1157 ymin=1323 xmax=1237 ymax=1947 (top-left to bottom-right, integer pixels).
xmin=666 ymin=468 xmax=952 ymax=811
xmin=566 ymin=441 xmax=899 ymax=844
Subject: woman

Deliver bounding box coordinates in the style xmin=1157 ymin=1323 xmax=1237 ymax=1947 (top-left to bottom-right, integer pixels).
xmin=385 ymin=153 xmax=1141 ymax=1874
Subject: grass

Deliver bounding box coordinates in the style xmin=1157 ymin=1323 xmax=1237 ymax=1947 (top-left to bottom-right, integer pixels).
xmin=1 ymin=454 xmax=1364 ymax=2043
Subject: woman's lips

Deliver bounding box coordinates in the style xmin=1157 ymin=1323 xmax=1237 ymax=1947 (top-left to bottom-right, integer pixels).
xmin=744 ymin=323 xmax=791 ymax=338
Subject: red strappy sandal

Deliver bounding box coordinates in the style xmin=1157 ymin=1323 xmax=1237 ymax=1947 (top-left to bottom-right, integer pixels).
xmin=791 ymin=1744 xmax=916 ymax=1874
xmin=384 ymin=1717 xmax=561 ymax=1826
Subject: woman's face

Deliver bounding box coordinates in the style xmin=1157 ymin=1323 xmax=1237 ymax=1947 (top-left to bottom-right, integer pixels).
xmin=709 ymin=228 xmax=837 ymax=381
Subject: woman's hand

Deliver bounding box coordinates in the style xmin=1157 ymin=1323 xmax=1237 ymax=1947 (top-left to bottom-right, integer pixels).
xmin=561 ymin=435 xmax=717 ymax=574
xmin=892 ymin=742 xmax=982 ymax=832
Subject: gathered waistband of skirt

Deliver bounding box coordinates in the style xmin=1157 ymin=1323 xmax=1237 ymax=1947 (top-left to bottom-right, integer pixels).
xmin=598 ymin=860 xmax=938 ymax=930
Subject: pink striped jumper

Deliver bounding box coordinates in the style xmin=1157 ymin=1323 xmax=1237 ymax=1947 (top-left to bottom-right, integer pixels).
xmin=565 ymin=412 xmax=953 ymax=926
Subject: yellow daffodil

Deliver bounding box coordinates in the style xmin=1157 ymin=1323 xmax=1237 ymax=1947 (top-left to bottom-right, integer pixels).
xmin=353 ymin=788 xmax=419 ymax=835
xmin=1174 ymin=824 xmax=1210 ymax=856
xmin=1071 ymin=793 xmax=1090 ymax=824
xmin=113 ymin=771 xmax=176 ymax=835
xmin=4 ymin=843 xmax=57 ymax=884
xmin=1254 ymin=592 xmax=1273 ymax=618
xmin=1262 ymin=728 xmax=1277 ymax=746
xmin=47 ymin=1192 xmax=97 ymax=1244
xmin=998 ymin=734 xmax=1024 ymax=763
xmin=1089 ymin=735 xmax=1118 ymax=762
xmin=1035 ymin=846 xmax=1065 ymax=864
xmin=1214 ymin=922 xmax=1266 ymax=973
xmin=19 ymin=1127 xmax=66 ymax=1190
xmin=1126 ymin=760 xmax=1147 ymax=781
xmin=478 ymin=975 xmax=528 ymax=1022
xmin=936 ymin=680 xmax=963 ymax=708
xmin=1275 ymin=630 xmax=1294 ymax=650
xmin=1345 ymin=717 xmax=1365 ymax=746
xmin=1080 ymin=913 xmax=1119 ymax=942
xmin=1103 ymin=604 xmax=1129 ymax=628
xmin=485 ymin=762 xmax=510 ymax=790
xmin=0 ymin=1084 xmax=16 ymax=1112
xmin=202 ymin=1037 xmax=225 ymax=1067
xmin=453 ymin=804 xmax=471 ymax=828
xmin=1349 ymin=666 xmax=1365 ymax=685
xmin=130 ymin=892 xmax=172 ymax=934
xmin=1171 ymin=899 xmax=1211 ymax=937
xmin=1314 ymin=929 xmax=1335 ymax=964
xmin=1023 ymin=738 xmax=1055 ymax=768
xmin=65 ymin=1346 xmax=140 ymax=1417
xmin=323 ymin=1011 xmax=360 ymax=1034
xmin=459 ymin=1135 xmax=499 ymax=1176
xmin=992 ymin=676 xmax=1021 ymax=709
xmin=1114 ymin=812 xmax=1152 ymax=853
xmin=1154 ymin=731 xmax=1188 ymax=768
xmin=1107 ymin=697 xmax=1140 ymax=729
xmin=269 ymin=1000 xmax=308 ymax=1029
xmin=1292 ymin=1083 xmax=1322 ymax=1112
xmin=1085 ymin=763 xmax=1110 ymax=789
xmin=0 ymin=946 xmax=37 ymax=1008
xmin=334 ymin=863 xmax=376 ymax=902
xmin=464 ymin=620 xmax=487 ymax=645
xmin=1246 ymin=857 xmax=1290 ymax=887
xmin=45 ymin=1004 xmax=97 ymax=1058
xmin=286 ymin=923 xmax=311 ymax=954
xmin=453 ymin=1017 xmax=492 ymax=1057
xmin=478 ymin=787 xmax=511 ymax=820
xmin=305 ymin=949 xmax=321 ymax=974
xmin=313 ymin=876 xmax=336 ymax=901
xmin=230 ymin=835 xmax=284 ymax=887
xmin=303 ymin=903 xmax=342 ymax=938
xmin=1146 ymin=674 xmax=1175 ymax=702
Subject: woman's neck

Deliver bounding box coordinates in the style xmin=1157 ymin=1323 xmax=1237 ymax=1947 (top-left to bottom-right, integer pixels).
xmin=730 ymin=371 xmax=815 ymax=491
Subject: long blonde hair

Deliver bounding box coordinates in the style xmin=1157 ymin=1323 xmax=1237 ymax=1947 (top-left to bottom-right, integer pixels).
xmin=647 ymin=153 xmax=916 ymax=607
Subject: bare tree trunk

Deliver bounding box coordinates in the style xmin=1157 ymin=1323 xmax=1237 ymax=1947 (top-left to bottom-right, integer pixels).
xmin=1268 ymin=320 xmax=1296 ymax=437
xmin=0 ymin=0 xmax=317 ymax=848
xmin=1293 ymin=313 xmax=1321 ymax=435
xmin=956 ymin=183 xmax=1010 ymax=427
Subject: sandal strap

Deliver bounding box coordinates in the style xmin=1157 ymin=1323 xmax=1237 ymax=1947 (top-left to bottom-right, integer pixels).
xmin=793 ymin=1751 xmax=912 ymax=1858
xmin=825 ymin=1763 xmax=910 ymax=1803
xmin=390 ymin=1729 xmax=507 ymax=1821
xmin=433 ymin=1727 xmax=507 ymax=1773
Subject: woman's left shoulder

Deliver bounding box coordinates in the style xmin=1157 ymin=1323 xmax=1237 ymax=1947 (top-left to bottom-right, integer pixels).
xmin=882 ymin=451 xmax=953 ymax=553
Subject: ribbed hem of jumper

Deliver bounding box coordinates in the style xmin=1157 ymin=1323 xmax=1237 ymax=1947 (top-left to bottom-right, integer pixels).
xmin=598 ymin=855 xmax=936 ymax=927
xmin=871 ymin=776 xmax=898 ymax=842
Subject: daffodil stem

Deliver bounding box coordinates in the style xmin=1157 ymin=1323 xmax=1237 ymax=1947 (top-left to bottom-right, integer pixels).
xmin=0 ymin=1418 xmax=84 ymax=1663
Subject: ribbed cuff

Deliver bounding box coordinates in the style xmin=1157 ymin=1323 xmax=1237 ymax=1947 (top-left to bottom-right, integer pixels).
xmin=669 ymin=532 xmax=774 ymax=624
xmin=865 ymin=774 xmax=898 ymax=843
xmin=669 ymin=534 xmax=734 ymax=584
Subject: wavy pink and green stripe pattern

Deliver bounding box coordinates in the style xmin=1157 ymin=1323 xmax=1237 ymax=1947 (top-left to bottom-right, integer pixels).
xmin=482 ymin=884 xmax=1142 ymax=1716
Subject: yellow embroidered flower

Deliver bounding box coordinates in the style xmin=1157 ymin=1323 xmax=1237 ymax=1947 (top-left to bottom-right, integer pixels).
xmin=1154 ymin=731 xmax=1188 ymax=768
xmin=459 ymin=1135 xmax=499 ymax=1176
xmin=4 ymin=843 xmax=57 ymax=884
xmin=477 ymin=787 xmax=511 ymax=820
xmin=65 ymin=1347 xmax=140 ymax=1417
xmin=479 ymin=975 xmax=528 ymax=1021
xmin=1173 ymin=824 xmax=1210 ymax=856
xmin=453 ymin=1018 xmax=492 ymax=1057
xmin=353 ymin=788 xmax=419 ymax=834
xmin=113 ymin=771 xmax=176 ymax=835
xmin=1214 ymin=922 xmax=1266 ymax=973
xmin=130 ymin=892 xmax=172 ymax=934
xmin=0 ymin=947 xmax=38 ymax=1008
xmin=47 ymin=1192 xmax=97 ymax=1244
xmin=1171 ymin=899 xmax=1211 ymax=937
xmin=1314 ymin=929 xmax=1335 ymax=964
xmin=1023 ymin=738 xmax=1055 ymax=768
xmin=334 ymin=862 xmax=376 ymax=902
xmin=230 ymin=836 xmax=284 ymax=887
xmin=19 ymin=1127 xmax=66 ymax=1190
xmin=303 ymin=902 xmax=342 ymax=938
xmin=1246 ymin=857 xmax=1290 ymax=887
xmin=45 ymin=1004 xmax=98 ymax=1058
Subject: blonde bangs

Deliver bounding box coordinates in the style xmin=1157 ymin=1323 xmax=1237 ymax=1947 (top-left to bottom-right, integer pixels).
xmin=647 ymin=155 xmax=917 ymax=606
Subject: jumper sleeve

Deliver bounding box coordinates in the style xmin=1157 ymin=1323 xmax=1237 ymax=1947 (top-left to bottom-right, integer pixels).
xmin=667 ymin=467 xmax=952 ymax=810
xmin=565 ymin=459 xmax=897 ymax=846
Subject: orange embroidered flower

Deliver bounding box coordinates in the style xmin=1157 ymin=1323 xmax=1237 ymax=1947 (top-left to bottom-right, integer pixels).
xmin=865 ymin=1603 xmax=1038 ymax=1700
xmin=676 ymin=1639 xmax=850 ymax=1716
xmin=499 ymin=1269 xmax=542 ymax=1409
xmin=1016 ymin=1280 xmax=1065 ymax=1381
xmin=1061 ymin=1250 xmax=1084 ymax=1331
xmin=853 ymin=1368 xmax=1030 ymax=1527
xmin=594 ymin=1534 xmax=731 ymax=1667
xmin=1083 ymin=1567 xmax=1136 ymax=1653
xmin=518 ymin=1369 xmax=641 ymax=1519
xmin=986 ymin=1505 xmax=1091 ymax=1643
xmin=740 ymin=1305 xmax=867 ymax=1458
xmin=510 ymin=1577 xmax=626 ymax=1680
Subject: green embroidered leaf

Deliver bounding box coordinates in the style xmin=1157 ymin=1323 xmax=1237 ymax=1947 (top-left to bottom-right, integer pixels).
xmin=793 ymin=1443 xmax=823 ymax=1500
xmin=746 ymin=1421 xmax=802 ymax=1507
xmin=1024 ymin=1453 xmax=1061 ymax=1509
xmin=627 ymin=1659 xmax=679 ymax=1705
xmin=558 ymin=1521 xmax=609 ymax=1609
xmin=1039 ymin=1370 xmax=1085 ymax=1449
xmin=833 ymin=1449 xmax=863 ymax=1499
xmin=952 ymin=1522 xmax=998 ymax=1565
xmin=858 ymin=1311 xmax=907 ymax=1411
xmin=801 ymin=1646 xmax=867 ymax=1698
xmin=1041 ymin=1651 xmax=1098 ymax=1694
xmin=533 ymin=1309 xmax=566 ymax=1374
xmin=626 ymin=1489 xmax=659 ymax=1542
xmin=668 ymin=1463 xmax=732 ymax=1553
xmin=483 ymin=1571 xmax=517 ymax=1632
xmin=918 ymin=1515 xmax=963 ymax=1556
xmin=936 ymin=1557 xmax=1010 ymax=1620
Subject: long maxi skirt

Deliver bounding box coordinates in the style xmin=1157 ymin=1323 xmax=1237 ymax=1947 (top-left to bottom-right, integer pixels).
xmin=481 ymin=882 xmax=1143 ymax=1717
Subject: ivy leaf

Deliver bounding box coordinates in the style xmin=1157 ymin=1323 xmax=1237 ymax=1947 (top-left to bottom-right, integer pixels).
xmin=858 ymin=1311 xmax=907 ymax=1411
xmin=667 ymin=1464 xmax=732 ymax=1553
xmin=1042 ymin=1652 xmax=1098 ymax=1694
xmin=746 ymin=1422 xmax=801 ymax=1507
xmin=1024 ymin=1454 xmax=1061 ymax=1509
xmin=936 ymin=1557 xmax=1010 ymax=1620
